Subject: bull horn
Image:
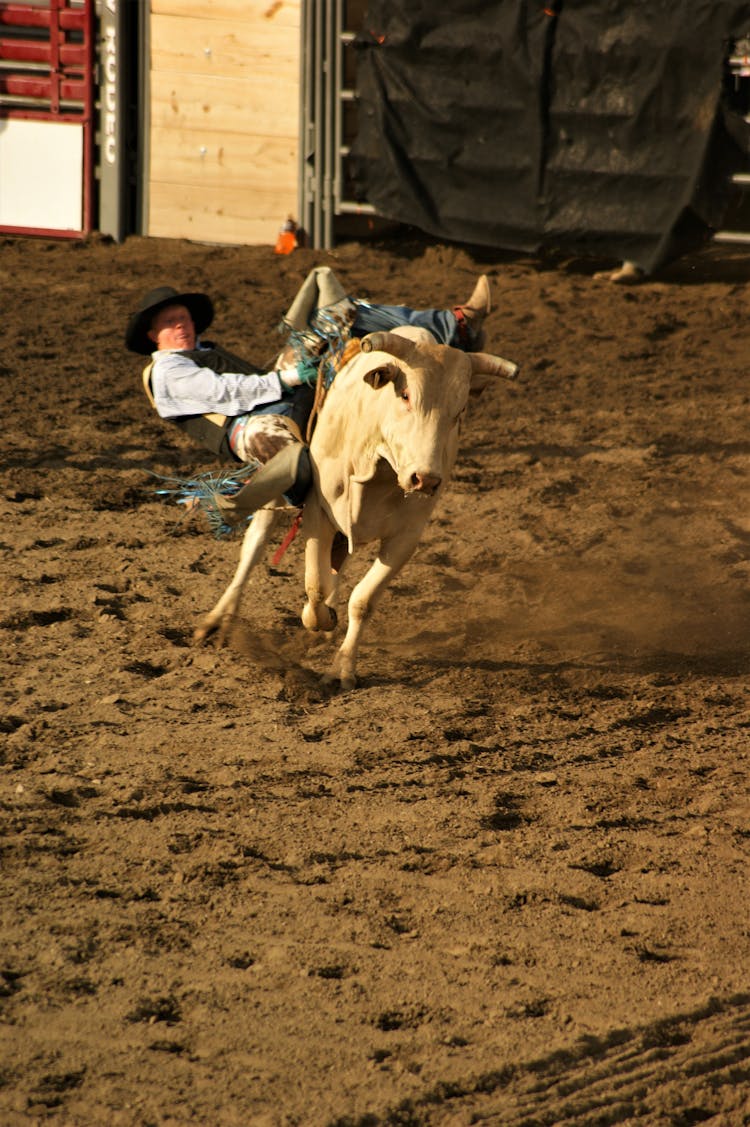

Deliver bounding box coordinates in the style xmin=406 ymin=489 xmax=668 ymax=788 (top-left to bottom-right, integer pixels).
xmin=360 ymin=331 xmax=418 ymax=361
xmin=469 ymin=352 xmax=520 ymax=379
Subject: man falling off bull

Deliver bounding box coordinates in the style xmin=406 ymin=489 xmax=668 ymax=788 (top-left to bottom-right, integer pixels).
xmin=125 ymin=267 xmax=491 ymax=525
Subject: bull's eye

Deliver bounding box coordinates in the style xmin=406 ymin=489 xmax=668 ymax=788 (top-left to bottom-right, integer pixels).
xmin=400 ymin=388 xmax=411 ymax=407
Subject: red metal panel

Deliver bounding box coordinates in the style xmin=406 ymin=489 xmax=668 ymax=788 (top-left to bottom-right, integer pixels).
xmin=0 ymin=0 xmax=95 ymax=236
xmin=0 ymin=5 xmax=85 ymax=29
xmin=0 ymin=74 xmax=86 ymax=100
xmin=0 ymin=2 xmax=91 ymax=116
xmin=0 ymin=40 xmax=86 ymax=65
xmin=0 ymin=5 xmax=51 ymax=27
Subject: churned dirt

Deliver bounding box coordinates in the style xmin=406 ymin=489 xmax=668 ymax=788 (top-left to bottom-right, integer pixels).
xmin=2 ymin=229 xmax=750 ymax=1126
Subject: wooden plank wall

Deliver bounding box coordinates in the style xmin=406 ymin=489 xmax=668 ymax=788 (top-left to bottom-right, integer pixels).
xmin=147 ymin=0 xmax=300 ymax=245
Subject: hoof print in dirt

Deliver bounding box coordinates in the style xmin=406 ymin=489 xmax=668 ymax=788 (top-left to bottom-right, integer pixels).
xmin=29 ymin=1068 xmax=86 ymax=1110
xmin=127 ymin=995 xmax=182 ymax=1026
xmin=375 ymin=1007 xmax=426 ymax=1032
xmin=122 ymin=659 xmax=169 ymax=678
xmin=3 ymin=607 xmax=73 ymax=630
xmin=45 ymin=787 xmax=82 ymax=809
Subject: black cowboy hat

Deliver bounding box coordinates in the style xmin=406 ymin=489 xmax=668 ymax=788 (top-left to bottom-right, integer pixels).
xmin=124 ymin=285 xmax=214 ymax=355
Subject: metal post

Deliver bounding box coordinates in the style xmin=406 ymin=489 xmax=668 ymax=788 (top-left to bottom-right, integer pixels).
xmin=312 ymin=0 xmax=324 ymax=247
xmin=322 ymin=0 xmax=334 ymax=248
xmin=135 ymin=0 xmax=149 ymax=236
xmin=81 ymin=0 xmax=96 ymax=233
xmin=333 ymin=0 xmax=343 ymax=216
xmin=97 ymin=0 xmax=127 ymax=241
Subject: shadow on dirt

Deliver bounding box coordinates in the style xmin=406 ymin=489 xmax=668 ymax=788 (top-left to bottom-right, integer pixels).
xmin=226 ymin=619 xmax=342 ymax=702
xmin=340 ymin=992 xmax=750 ymax=1126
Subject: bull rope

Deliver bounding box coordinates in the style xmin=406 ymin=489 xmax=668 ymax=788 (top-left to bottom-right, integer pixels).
xmin=306 ymin=336 xmax=362 ymax=441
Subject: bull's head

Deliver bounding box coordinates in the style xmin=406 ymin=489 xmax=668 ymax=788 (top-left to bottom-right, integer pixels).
xmin=358 ymin=329 xmax=518 ymax=497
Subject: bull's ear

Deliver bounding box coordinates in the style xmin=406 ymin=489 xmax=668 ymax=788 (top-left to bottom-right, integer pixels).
xmin=364 ymin=363 xmax=398 ymax=390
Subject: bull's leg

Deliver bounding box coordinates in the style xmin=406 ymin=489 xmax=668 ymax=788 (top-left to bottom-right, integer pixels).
xmin=194 ymin=505 xmax=282 ymax=646
xmin=329 ymin=530 xmax=424 ymax=690
xmin=301 ymin=502 xmax=339 ymax=633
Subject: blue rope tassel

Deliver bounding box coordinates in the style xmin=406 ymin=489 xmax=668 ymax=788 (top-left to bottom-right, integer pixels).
xmin=149 ymin=461 xmax=262 ymax=539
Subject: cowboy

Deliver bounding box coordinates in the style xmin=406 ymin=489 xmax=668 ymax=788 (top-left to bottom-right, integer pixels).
xmin=125 ymin=269 xmax=492 ymax=522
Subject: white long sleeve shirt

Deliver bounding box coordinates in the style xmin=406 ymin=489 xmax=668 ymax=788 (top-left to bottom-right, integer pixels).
xmin=150 ymin=347 xmax=285 ymax=419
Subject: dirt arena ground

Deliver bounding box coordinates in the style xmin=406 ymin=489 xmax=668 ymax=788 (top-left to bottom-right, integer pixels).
xmin=2 ymin=230 xmax=750 ymax=1125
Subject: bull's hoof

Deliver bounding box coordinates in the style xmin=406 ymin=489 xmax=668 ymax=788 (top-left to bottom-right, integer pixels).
xmin=302 ymin=603 xmax=338 ymax=632
xmin=193 ymin=616 xmax=231 ymax=647
xmin=193 ymin=622 xmax=215 ymax=646
xmin=321 ymin=670 xmax=357 ymax=692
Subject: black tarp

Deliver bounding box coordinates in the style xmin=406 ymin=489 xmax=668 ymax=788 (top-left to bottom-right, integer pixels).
xmin=348 ymin=1 xmax=750 ymax=271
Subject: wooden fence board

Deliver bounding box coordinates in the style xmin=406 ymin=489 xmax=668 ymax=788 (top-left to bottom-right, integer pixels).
xmin=150 ymin=12 xmax=298 ymax=77
xmin=150 ymin=71 xmax=297 ymax=138
xmin=148 ymin=179 xmax=296 ymax=245
xmin=152 ymin=0 xmax=299 ymax=26
xmin=150 ymin=126 xmax=295 ymax=190
xmin=146 ymin=2 xmax=300 ymax=246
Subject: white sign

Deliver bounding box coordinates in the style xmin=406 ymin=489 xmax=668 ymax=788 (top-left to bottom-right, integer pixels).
xmin=0 ymin=119 xmax=83 ymax=231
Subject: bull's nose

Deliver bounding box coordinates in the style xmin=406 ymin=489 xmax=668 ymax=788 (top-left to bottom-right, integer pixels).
xmin=410 ymin=471 xmax=442 ymax=495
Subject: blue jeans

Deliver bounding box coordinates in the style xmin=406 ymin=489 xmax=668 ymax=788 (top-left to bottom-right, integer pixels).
xmin=351 ymin=302 xmax=461 ymax=348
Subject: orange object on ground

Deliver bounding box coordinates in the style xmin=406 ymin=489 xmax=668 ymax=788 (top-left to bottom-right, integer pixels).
xmin=275 ymin=218 xmax=298 ymax=255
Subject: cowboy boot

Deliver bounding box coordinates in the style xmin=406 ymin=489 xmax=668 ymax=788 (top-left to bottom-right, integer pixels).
xmin=453 ymin=274 xmax=491 ymax=351
xmin=216 ymin=444 xmax=312 ymax=526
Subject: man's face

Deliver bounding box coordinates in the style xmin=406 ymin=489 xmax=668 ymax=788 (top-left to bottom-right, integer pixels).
xmin=148 ymin=303 xmax=197 ymax=351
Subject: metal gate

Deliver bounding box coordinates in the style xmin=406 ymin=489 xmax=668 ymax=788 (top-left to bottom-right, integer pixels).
xmin=299 ymin=0 xmax=374 ymax=249
xmin=715 ymin=34 xmax=750 ymax=245
xmin=0 ymin=0 xmax=95 ymax=237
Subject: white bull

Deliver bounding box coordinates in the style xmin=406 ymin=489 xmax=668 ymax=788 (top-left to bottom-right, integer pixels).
xmin=195 ymin=326 xmax=517 ymax=689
